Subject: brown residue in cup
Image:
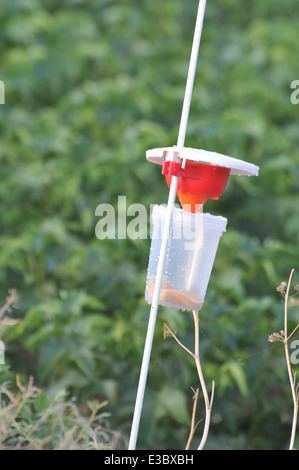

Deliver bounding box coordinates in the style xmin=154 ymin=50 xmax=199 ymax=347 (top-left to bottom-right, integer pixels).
xmin=146 ymin=275 xmax=202 ymax=310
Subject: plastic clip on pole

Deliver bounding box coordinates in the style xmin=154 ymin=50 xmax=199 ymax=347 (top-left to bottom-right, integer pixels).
xmin=128 ymin=0 xmax=207 ymax=450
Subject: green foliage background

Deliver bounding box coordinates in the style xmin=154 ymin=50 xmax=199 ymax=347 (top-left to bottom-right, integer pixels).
xmin=0 ymin=0 xmax=299 ymax=450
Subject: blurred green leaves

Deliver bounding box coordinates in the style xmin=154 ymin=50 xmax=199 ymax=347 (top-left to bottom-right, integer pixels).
xmin=219 ymin=361 xmax=249 ymax=397
xmin=156 ymin=386 xmax=190 ymax=427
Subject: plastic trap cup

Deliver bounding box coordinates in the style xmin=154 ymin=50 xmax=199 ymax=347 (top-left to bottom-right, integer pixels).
xmin=144 ymin=147 xmax=258 ymax=311
xmin=145 ymin=204 xmax=227 ymax=311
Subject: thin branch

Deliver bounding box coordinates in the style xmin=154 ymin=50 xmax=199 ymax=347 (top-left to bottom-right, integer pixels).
xmin=163 ymin=323 xmax=194 ymax=357
xmin=185 ymin=388 xmax=199 ymax=450
xmin=164 ymin=310 xmax=215 ymax=450
xmin=282 ymin=269 xmax=298 ymax=450
xmin=0 ymin=289 xmax=18 ymax=322
xmin=284 ymin=269 xmax=294 ymax=339
xmin=286 ymin=322 xmax=299 ymax=343
xmin=192 ymin=310 xmax=215 ymax=450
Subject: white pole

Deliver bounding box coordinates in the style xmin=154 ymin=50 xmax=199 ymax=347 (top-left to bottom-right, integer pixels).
xmin=177 ymin=0 xmax=207 ymax=150
xmin=128 ymin=0 xmax=207 ymax=450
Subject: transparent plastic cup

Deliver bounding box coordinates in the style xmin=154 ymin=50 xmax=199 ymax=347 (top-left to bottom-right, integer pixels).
xmin=145 ymin=204 xmax=227 ymax=311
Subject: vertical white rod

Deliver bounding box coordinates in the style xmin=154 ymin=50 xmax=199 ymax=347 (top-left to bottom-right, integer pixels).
xmin=177 ymin=0 xmax=207 ymax=149
xmin=128 ymin=0 xmax=207 ymax=450
xmin=128 ymin=176 xmax=178 ymax=451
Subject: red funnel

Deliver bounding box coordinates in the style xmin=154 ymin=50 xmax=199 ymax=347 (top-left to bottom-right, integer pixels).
xmin=162 ymin=160 xmax=230 ymax=213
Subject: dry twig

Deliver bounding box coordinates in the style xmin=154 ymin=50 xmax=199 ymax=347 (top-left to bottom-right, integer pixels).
xmin=269 ymin=268 xmax=299 ymax=450
xmin=164 ymin=310 xmax=215 ymax=450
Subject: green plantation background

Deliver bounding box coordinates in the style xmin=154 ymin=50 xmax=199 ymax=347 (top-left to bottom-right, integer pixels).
xmin=0 ymin=0 xmax=299 ymax=450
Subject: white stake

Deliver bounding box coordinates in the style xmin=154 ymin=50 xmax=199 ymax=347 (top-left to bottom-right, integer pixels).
xmin=128 ymin=0 xmax=207 ymax=450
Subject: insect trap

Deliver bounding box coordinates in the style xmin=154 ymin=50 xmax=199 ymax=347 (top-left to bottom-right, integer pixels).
xmin=129 ymin=0 xmax=259 ymax=450
xmin=145 ymin=147 xmax=258 ymax=311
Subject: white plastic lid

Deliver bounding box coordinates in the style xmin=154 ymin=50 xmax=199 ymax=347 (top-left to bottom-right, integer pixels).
xmin=152 ymin=204 xmax=227 ymax=233
xmin=146 ymin=146 xmax=259 ymax=177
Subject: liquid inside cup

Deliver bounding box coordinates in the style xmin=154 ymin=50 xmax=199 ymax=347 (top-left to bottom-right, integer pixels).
xmin=146 ymin=275 xmax=203 ymax=311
